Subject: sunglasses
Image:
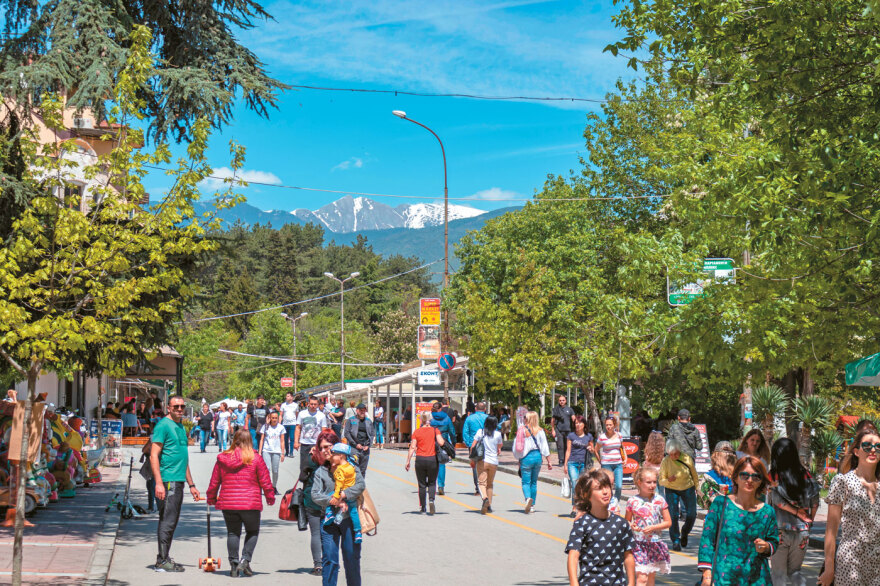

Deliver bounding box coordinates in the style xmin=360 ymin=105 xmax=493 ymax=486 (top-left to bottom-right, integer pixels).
xmin=738 ymin=472 xmax=763 ymax=483
xmin=859 ymin=442 xmax=880 ymax=453
xmin=170 ymin=405 xmax=186 ymax=410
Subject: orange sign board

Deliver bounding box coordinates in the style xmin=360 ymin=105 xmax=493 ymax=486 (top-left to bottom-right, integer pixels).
xmin=420 ymin=298 xmax=441 ymax=326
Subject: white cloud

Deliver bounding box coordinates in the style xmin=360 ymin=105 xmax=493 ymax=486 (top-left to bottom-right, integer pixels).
xmin=470 ymin=187 xmax=522 ymax=201
xmin=201 ymin=167 xmax=283 ymax=191
xmin=331 ymin=157 xmax=365 ymax=172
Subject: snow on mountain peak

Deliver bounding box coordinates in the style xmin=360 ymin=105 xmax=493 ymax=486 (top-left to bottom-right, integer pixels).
xmin=401 ymin=202 xmax=486 ymax=228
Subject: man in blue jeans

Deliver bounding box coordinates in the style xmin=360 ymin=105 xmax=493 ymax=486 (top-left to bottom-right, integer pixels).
xmin=429 ymin=402 xmax=456 ymax=495
xmin=462 ymin=402 xmax=488 ymax=496
xmin=280 ymin=392 xmax=299 ymax=457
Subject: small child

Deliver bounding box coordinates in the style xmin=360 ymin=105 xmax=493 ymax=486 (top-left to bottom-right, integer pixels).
xmin=625 ymin=467 xmax=672 ymax=584
xmin=566 ymin=468 xmax=635 ymax=586
xmin=324 ymin=443 xmax=362 ymax=543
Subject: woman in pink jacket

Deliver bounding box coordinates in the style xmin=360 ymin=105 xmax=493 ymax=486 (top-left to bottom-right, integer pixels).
xmin=207 ymin=428 xmax=275 ymax=577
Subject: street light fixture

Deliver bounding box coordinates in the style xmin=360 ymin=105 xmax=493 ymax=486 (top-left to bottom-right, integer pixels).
xmin=323 ymin=272 xmax=360 ymax=393
xmin=280 ymin=311 xmax=308 ymax=394
xmin=391 ymin=110 xmax=451 ymax=402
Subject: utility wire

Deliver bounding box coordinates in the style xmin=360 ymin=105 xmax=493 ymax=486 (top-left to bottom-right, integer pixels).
xmin=219 ymin=348 xmax=403 ymax=368
xmin=287 ymin=84 xmax=610 ymax=104
xmin=177 ymin=259 xmax=440 ymax=324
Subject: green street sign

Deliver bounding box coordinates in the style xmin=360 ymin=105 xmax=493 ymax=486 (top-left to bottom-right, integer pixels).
xmin=668 ymin=258 xmax=735 ymax=306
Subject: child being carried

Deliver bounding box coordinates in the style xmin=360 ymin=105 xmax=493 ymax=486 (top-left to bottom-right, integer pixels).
xmin=324 ymin=443 xmax=362 ymax=543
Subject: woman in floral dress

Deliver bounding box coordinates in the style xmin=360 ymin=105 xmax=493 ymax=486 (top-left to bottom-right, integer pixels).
xmin=698 ymin=456 xmax=778 ymax=585
xmin=819 ymin=428 xmax=880 ymax=586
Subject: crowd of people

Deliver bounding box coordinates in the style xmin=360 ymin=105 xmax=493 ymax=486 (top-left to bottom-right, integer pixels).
xmin=139 ymin=390 xmax=880 ymax=586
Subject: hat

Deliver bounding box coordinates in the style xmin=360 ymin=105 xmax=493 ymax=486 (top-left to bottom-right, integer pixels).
xmin=356 ymin=403 xmax=367 ymax=410
xmin=714 ymin=441 xmax=735 ymax=454
xmin=331 ymin=443 xmax=352 ymax=456
xmin=677 ymin=409 xmax=690 ymax=419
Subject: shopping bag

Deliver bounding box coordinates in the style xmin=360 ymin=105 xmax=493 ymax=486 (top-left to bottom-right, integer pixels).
xmin=561 ymin=475 xmax=572 ymax=499
xmin=357 ymin=488 xmax=380 ymax=536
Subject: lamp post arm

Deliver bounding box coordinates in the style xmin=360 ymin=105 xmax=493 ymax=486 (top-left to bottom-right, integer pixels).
xmin=401 ymin=117 xmax=447 ymax=190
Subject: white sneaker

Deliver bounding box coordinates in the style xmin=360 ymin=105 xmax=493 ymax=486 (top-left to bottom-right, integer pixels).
xmin=524 ymin=498 xmax=533 ymax=514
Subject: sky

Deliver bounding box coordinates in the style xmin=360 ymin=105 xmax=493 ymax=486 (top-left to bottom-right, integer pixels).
xmin=145 ymin=0 xmax=637 ymax=213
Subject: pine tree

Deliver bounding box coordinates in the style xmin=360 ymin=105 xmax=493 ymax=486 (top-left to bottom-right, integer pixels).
xmin=0 ymin=0 xmax=287 ymax=143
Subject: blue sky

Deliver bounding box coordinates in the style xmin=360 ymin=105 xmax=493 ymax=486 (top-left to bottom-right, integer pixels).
xmin=145 ymin=0 xmax=636 ymax=213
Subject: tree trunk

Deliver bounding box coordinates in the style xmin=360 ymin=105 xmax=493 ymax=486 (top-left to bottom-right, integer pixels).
xmin=12 ymin=365 xmax=37 ymax=586
xmin=583 ymin=381 xmax=601 ymax=437
xmin=799 ymin=426 xmax=812 ymax=470
xmin=762 ymin=415 xmax=775 ymax=445
xmin=782 ymin=369 xmax=798 ymax=441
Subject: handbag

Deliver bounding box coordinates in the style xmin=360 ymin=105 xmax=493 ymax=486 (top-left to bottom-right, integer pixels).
xmin=357 ymin=488 xmax=380 ymax=536
xmin=469 ymin=430 xmax=485 ymax=462
xmin=695 ymin=496 xmax=728 ymax=586
xmin=561 ymin=475 xmax=572 ymax=499
xmin=279 ymin=482 xmax=298 ymax=522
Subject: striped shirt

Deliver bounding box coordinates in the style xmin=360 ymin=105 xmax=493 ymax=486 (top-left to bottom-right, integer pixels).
xmin=597 ymin=433 xmax=624 ymax=465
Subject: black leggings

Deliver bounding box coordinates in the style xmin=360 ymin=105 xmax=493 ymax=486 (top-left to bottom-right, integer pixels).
xmin=414 ymin=456 xmax=439 ymax=508
xmin=222 ymin=509 xmax=261 ymax=564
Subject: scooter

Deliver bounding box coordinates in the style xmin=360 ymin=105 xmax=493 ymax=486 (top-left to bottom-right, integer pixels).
xmin=197 ymin=496 xmax=220 ymax=572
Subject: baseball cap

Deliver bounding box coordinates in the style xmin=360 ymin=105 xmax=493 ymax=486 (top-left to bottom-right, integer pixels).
xmin=356 ymin=403 xmax=367 ymax=410
xmin=331 ymin=443 xmax=352 ymax=456
xmin=714 ymin=441 xmax=735 ymax=454
xmin=677 ymin=409 xmax=690 ymax=419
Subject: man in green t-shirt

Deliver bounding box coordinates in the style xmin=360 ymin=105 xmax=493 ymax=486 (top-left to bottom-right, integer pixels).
xmin=150 ymin=395 xmax=200 ymax=572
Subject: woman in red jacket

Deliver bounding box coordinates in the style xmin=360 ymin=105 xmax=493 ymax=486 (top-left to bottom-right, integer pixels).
xmin=207 ymin=428 xmax=275 ymax=577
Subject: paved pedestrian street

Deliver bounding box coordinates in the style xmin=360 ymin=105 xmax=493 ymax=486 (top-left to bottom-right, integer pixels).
xmin=104 ymin=445 xmax=826 ymax=585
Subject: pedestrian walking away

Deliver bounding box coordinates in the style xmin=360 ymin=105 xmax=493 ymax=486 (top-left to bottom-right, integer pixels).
xmin=666 ymin=409 xmax=702 ymax=461
xmin=551 ymin=395 xmax=575 ymax=467
xmin=299 ymin=429 xmax=341 ymax=576
xmin=566 ymin=468 xmax=635 ymax=586
xmin=343 ymin=403 xmax=374 ymax=478
xmin=206 ymin=428 xmax=275 ymax=577
xmin=768 ymin=438 xmax=819 ymax=586
xmin=462 ymin=402 xmax=488 ymax=495
xmin=642 ymin=431 xmax=666 ymax=499
xmin=373 ymin=399 xmax=385 ymax=449
xmin=659 ymin=438 xmax=699 ymax=551
xmin=406 ymin=412 xmax=445 ymax=514
xmin=697 ymin=441 xmax=736 ymax=510
xmin=323 ymin=443 xmax=363 ymax=543
xmin=280 ymin=392 xmax=299 ymax=458
xmin=698 ymin=456 xmax=778 ymax=586
xmin=215 ymin=402 xmax=231 ymax=452
xmin=428 ymin=401 xmax=456 ymax=495
xmin=150 ymin=395 xmax=201 ymax=572
xmin=513 ymin=410 xmax=552 ymax=515
xmin=312 ymin=432 xmax=366 ymax=586
xmin=259 ymin=411 xmax=286 ymax=492
xmin=595 ymin=415 xmax=625 ymax=500
xmin=819 ymin=428 xmax=880 ymax=586
xmin=139 ymin=439 xmax=157 ymax=513
xmin=562 ymin=414 xmax=593 ymax=517
xmin=625 ymin=467 xmax=672 ymax=583
xmin=197 ymin=402 xmax=215 ymax=453
xmin=295 ymin=395 xmax=329 ymax=472
xmin=471 ymin=415 xmax=503 ymax=515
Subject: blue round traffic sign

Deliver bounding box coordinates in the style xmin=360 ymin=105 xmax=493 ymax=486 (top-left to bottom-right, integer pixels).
xmin=438 ymin=353 xmax=456 ymax=371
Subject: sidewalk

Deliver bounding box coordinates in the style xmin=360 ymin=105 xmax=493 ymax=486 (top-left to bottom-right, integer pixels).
xmin=450 ymin=446 xmax=829 ymax=550
xmin=0 ymin=453 xmax=130 ymax=584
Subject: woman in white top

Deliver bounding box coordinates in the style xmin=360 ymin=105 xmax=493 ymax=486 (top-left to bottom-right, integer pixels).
xmin=735 ymin=428 xmax=770 ymax=469
xmin=512 ymin=411 xmax=552 ymax=514
xmin=471 ymin=415 xmax=503 ymax=515
xmin=216 ymin=402 xmax=231 ymax=452
xmin=258 ymin=411 xmax=286 ymax=493
xmin=594 ymin=415 xmax=625 ymax=499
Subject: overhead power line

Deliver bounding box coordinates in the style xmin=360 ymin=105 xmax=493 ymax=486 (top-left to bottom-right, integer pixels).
xmin=177 ymin=260 xmax=440 ymax=325
xmin=219 ymin=349 xmax=403 ymax=368
xmin=288 ymin=84 xmax=610 ymax=104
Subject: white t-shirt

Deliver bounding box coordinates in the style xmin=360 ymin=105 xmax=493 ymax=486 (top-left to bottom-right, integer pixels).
xmin=374 ymin=406 xmax=384 ymax=422
xmin=216 ymin=411 xmax=231 ymax=431
xmin=296 ymin=409 xmax=328 ymax=445
xmin=280 ymin=402 xmax=299 ymax=425
xmin=476 ymin=430 xmax=503 ymax=466
xmin=260 ymin=423 xmax=285 ymax=453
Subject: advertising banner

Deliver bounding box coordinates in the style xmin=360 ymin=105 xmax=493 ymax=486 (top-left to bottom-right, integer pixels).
xmin=694 ymin=424 xmax=711 ymax=473
xmin=89 ymin=419 xmax=123 ymax=466
xmin=414 ymin=402 xmax=434 ymax=430
xmin=622 ymin=436 xmax=641 ymax=481
xmin=420 ymin=298 xmax=441 ymax=326
xmin=417 ymin=369 xmax=441 ymax=386
xmin=417 ymin=325 xmax=441 ymax=360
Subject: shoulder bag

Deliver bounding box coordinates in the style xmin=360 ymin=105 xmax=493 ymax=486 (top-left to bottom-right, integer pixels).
xmin=436 ymin=429 xmax=451 ymax=464
xmin=357 ymin=488 xmax=380 ymax=536
xmin=469 ymin=430 xmax=485 ymax=462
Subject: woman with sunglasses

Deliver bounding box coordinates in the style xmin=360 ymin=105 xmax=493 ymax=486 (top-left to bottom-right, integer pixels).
xmin=818 ymin=429 xmax=880 ymax=586
xmin=698 ymin=455 xmax=778 ymax=585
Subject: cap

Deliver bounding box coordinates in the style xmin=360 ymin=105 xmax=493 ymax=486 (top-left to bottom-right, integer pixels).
xmin=356 ymin=403 xmax=367 ymax=410
xmin=714 ymin=441 xmax=735 ymax=454
xmin=677 ymin=409 xmax=690 ymax=419
xmin=331 ymin=443 xmax=352 ymax=456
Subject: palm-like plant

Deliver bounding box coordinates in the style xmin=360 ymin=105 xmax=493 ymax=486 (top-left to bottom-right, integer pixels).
xmin=792 ymin=395 xmax=834 ymax=468
xmin=811 ymin=428 xmax=843 ymax=480
xmin=751 ymin=384 xmax=788 ymax=444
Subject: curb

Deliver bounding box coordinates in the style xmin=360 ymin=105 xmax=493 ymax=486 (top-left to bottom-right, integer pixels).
xmin=84 ymin=454 xmax=135 ymax=585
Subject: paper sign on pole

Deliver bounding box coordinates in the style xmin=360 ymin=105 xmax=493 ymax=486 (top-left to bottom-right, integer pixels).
xmin=280 ymin=377 xmax=294 ymax=388
xmin=417 ymin=325 xmax=441 ymax=360
xmin=420 ymin=298 xmax=441 ymax=326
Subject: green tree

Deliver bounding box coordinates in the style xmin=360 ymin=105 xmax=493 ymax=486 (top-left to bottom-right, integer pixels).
xmin=372 ymin=309 xmax=419 ymax=370
xmin=0 ymin=27 xmax=244 ymax=585
xmin=0 ymin=0 xmax=287 ymax=142
xmin=176 ymin=321 xmax=240 ymax=402
xmin=232 ymin=310 xmax=295 ymax=402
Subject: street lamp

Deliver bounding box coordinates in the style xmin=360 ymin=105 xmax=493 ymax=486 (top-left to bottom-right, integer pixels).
xmin=280 ymin=311 xmax=308 ymax=394
xmin=391 ymin=110 xmax=451 ymax=402
xmin=323 ymin=272 xmax=360 ymax=393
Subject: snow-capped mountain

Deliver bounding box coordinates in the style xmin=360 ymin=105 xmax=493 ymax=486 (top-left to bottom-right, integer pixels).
xmin=290 ymin=195 xmax=486 ymax=233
